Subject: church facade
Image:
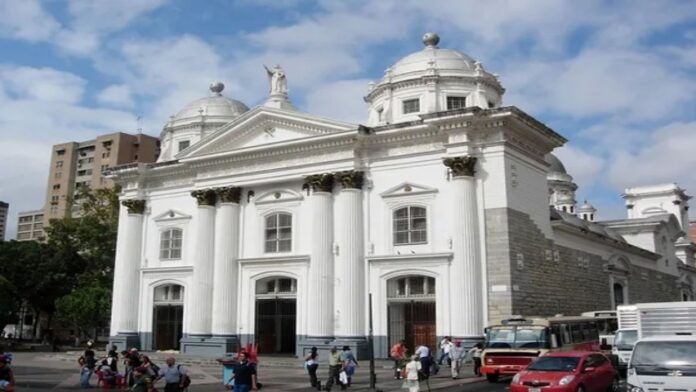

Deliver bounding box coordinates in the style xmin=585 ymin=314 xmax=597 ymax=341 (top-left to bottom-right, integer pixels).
xmin=108 ymin=33 xmax=696 ymax=357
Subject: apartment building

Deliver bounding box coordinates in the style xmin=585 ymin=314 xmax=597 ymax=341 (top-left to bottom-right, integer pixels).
xmin=45 ymin=132 xmax=159 ymax=221
xmin=0 ymin=201 xmax=8 ymax=241
xmin=16 ymin=210 xmax=44 ymax=242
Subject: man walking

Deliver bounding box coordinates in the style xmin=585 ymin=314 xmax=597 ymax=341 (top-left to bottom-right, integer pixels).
xmin=415 ymin=344 xmax=431 ymax=379
xmin=232 ymin=352 xmax=258 ymax=392
xmin=158 ymin=356 xmax=188 ymax=392
xmin=449 ymin=340 xmax=466 ymax=379
xmin=437 ymin=337 xmax=451 ymax=367
xmin=324 ymin=346 xmax=343 ymax=391
xmin=390 ymin=340 xmax=407 ymax=380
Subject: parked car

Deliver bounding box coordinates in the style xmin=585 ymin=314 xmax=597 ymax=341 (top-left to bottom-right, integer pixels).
xmin=509 ymin=351 xmax=618 ymax=392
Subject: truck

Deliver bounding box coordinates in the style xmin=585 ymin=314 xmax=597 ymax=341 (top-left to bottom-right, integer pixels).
xmin=613 ymin=305 xmax=638 ymax=374
xmin=626 ymin=301 xmax=696 ymax=392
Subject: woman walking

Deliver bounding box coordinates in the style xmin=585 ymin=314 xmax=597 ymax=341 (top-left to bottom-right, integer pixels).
xmin=403 ymin=355 xmax=422 ymax=392
xmin=304 ymin=346 xmax=320 ymax=390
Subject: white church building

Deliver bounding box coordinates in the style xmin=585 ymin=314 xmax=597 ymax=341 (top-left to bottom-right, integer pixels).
xmin=108 ymin=33 xmax=696 ymax=357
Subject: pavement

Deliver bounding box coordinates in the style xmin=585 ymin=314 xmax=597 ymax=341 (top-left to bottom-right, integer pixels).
xmin=8 ymin=352 xmax=508 ymax=391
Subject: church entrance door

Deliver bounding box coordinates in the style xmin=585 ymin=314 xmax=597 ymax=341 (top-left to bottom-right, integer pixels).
xmin=387 ymin=276 xmax=437 ymax=350
xmin=152 ymin=284 xmax=184 ymax=350
xmin=255 ymin=277 xmax=297 ymax=355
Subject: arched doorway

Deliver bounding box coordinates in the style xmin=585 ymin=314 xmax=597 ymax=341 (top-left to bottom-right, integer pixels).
xmin=387 ymin=275 xmax=436 ymax=351
xmin=153 ymin=284 xmax=184 ymax=350
xmin=255 ymin=277 xmax=297 ymax=355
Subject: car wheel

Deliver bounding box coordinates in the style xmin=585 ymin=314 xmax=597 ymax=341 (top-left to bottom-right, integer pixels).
xmin=607 ymin=376 xmax=619 ymax=392
xmin=485 ymin=374 xmax=499 ymax=383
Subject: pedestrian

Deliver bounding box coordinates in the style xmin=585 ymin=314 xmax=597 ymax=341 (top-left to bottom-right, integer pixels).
xmin=304 ymin=346 xmax=320 ymax=389
xmin=449 ymin=340 xmax=466 ymax=379
xmin=437 ymin=337 xmax=451 ymax=367
xmin=106 ymin=348 xmax=118 ymax=373
xmin=78 ymin=341 xmax=97 ymax=388
xmin=415 ymin=344 xmax=431 ymax=379
xmin=467 ymin=343 xmax=483 ymax=376
xmin=140 ymin=355 xmax=160 ymax=379
xmin=324 ymin=346 xmax=343 ymax=391
xmin=98 ymin=359 xmax=117 ymax=388
xmin=126 ymin=348 xmax=142 ymax=387
xmin=340 ymin=346 xmax=358 ymax=387
xmin=130 ymin=366 xmax=153 ymax=392
xmin=157 ymin=356 xmax=189 ymax=392
xmin=0 ymin=355 xmax=15 ymax=392
xmin=232 ymin=351 xmax=257 ymax=392
xmin=390 ymin=340 xmax=407 ymax=380
xmin=403 ymin=355 xmax=421 ymax=392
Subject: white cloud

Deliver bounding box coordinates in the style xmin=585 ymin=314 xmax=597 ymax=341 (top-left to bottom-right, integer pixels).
xmin=0 ymin=0 xmax=61 ymax=42
xmin=0 ymin=66 xmax=86 ymax=104
xmin=607 ymin=122 xmax=696 ymax=192
xmin=97 ymin=84 xmax=134 ymax=108
xmin=304 ymin=79 xmax=369 ymax=123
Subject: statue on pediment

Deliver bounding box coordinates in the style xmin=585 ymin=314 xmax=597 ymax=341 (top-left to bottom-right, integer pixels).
xmin=264 ymin=64 xmax=288 ymax=96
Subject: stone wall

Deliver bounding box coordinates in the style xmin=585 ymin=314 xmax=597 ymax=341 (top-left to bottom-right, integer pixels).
xmin=484 ymin=207 xmax=681 ymax=320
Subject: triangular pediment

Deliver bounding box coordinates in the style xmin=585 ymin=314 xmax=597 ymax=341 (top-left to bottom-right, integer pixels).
xmin=178 ymin=107 xmax=356 ymax=160
xmin=381 ymin=182 xmax=439 ymax=198
xmin=153 ymin=209 xmax=191 ymax=222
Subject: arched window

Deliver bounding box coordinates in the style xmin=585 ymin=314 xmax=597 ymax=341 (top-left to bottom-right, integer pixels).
xmin=154 ymin=284 xmax=184 ymax=303
xmin=393 ymin=206 xmax=427 ymax=245
xmin=613 ymin=283 xmax=625 ymax=308
xmin=265 ymin=213 xmax=292 ymax=253
xmin=160 ymin=228 xmax=183 ymax=259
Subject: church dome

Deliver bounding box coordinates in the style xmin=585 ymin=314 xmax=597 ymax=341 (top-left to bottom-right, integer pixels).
xmin=545 ymin=153 xmax=567 ymax=174
xmin=168 ymin=82 xmax=249 ymax=128
xmin=388 ymin=33 xmax=478 ymax=81
xmin=364 ymin=33 xmax=505 ymax=126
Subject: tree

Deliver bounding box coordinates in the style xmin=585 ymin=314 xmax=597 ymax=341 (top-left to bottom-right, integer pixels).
xmin=54 ymin=285 xmax=112 ymax=340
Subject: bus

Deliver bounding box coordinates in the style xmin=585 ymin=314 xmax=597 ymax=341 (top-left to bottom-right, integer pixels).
xmin=481 ymin=316 xmax=601 ymax=382
xmin=581 ymin=310 xmax=618 ymax=347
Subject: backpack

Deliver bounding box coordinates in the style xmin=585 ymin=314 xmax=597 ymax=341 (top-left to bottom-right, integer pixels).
xmin=178 ymin=365 xmax=191 ymax=388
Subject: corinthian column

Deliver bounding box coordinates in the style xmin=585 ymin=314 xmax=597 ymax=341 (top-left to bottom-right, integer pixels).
xmin=211 ymin=187 xmax=242 ymax=349
xmin=111 ymin=199 xmax=145 ymax=349
xmin=333 ymin=171 xmax=365 ymax=338
xmin=303 ymin=173 xmax=335 ymax=339
xmin=187 ymin=189 xmax=217 ymax=337
xmin=443 ymin=156 xmax=483 ymax=339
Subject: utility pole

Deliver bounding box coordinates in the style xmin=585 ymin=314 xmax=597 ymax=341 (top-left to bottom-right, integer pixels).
xmin=368 ymin=293 xmax=380 ymax=391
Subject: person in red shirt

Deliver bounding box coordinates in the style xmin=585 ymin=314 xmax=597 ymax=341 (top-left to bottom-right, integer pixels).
xmin=390 ymin=340 xmax=407 ymax=380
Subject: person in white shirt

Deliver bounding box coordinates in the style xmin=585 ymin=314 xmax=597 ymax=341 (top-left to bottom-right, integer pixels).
xmin=449 ymin=340 xmax=466 ymax=379
xmin=436 ymin=337 xmax=452 ymax=367
xmin=404 ymin=355 xmax=422 ymax=392
xmin=414 ymin=345 xmax=432 ymax=378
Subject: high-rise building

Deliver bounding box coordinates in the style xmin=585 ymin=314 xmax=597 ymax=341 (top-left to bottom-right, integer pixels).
xmin=0 ymin=201 xmax=8 ymax=241
xmin=16 ymin=210 xmax=44 ymax=242
xmin=44 ymin=132 xmax=160 ymax=221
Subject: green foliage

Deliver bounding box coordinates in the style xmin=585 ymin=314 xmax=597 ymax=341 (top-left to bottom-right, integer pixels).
xmin=55 ymin=285 xmax=112 ymax=338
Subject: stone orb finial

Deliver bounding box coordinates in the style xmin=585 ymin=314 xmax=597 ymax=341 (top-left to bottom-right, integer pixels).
xmin=209 ymin=81 xmax=225 ymax=94
xmin=422 ymin=32 xmax=440 ymax=47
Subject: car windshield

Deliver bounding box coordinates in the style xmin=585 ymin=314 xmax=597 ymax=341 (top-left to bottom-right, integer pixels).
xmin=614 ymin=330 xmax=637 ymax=350
xmin=632 ymin=341 xmax=696 ymax=368
xmin=527 ymin=356 xmax=580 ymax=372
xmin=486 ymin=326 xmax=549 ymax=349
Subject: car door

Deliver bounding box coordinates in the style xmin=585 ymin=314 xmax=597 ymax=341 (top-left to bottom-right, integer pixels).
xmin=594 ymin=355 xmax=615 ymax=390
xmin=580 ymin=356 xmax=600 ymax=391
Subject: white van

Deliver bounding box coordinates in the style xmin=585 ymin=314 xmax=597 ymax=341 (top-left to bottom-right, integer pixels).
xmin=627 ymin=335 xmax=696 ymax=391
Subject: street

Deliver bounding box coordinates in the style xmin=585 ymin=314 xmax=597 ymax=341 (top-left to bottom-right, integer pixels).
xmin=6 ymin=352 xmax=630 ymax=391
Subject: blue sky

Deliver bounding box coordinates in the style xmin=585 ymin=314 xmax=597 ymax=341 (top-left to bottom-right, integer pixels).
xmin=1 ymin=0 xmax=695 ymax=239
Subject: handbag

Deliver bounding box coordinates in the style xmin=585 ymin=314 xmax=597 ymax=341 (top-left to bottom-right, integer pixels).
xmin=339 ymin=370 xmax=348 ymax=385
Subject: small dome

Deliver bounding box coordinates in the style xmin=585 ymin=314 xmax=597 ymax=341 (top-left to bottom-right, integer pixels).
xmin=169 ymin=82 xmax=249 ymax=127
xmin=545 ymin=153 xmax=567 ymax=174
xmin=578 ymin=200 xmax=596 ymax=212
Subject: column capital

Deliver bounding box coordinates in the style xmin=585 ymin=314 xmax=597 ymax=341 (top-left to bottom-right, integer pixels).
xmin=302 ymin=173 xmax=334 ymax=193
xmin=121 ymin=199 xmax=146 ymax=214
xmin=215 ymin=186 xmax=242 ymax=204
xmin=334 ymin=170 xmax=365 ymax=190
xmin=443 ymin=156 xmax=477 ymax=177
xmin=191 ymin=189 xmax=218 ymax=206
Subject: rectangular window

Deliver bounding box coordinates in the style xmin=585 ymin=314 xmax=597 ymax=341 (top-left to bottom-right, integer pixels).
xmin=56 ymin=149 xmax=65 ymax=156
xmin=55 ymin=172 xmax=62 ymax=179
xmin=402 ymin=98 xmax=420 ymax=114
xmin=447 ymin=96 xmax=467 ymax=110
xmin=178 ymin=140 xmax=190 ymax=152
xmin=160 ymin=229 xmax=183 ymax=259
xmin=56 ymin=160 xmax=63 ymax=168
xmin=53 ymin=184 xmax=61 ymax=190
xmin=18 ymin=224 xmax=31 ymax=232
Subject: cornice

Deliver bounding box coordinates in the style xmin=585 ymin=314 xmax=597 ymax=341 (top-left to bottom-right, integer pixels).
xmin=366 ymin=74 xmax=504 ymax=101
xmin=239 ymin=255 xmax=310 ymax=264
xmin=366 ymin=252 xmax=454 ymax=263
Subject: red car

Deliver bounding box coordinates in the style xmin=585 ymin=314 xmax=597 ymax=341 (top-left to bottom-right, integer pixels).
xmin=509 ymin=351 xmax=619 ymax=392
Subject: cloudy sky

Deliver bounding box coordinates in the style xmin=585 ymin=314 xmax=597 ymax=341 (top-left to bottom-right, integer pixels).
xmin=1 ymin=0 xmax=695 ymax=239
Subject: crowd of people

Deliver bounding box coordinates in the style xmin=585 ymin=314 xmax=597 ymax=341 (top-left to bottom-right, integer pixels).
xmin=303 ymin=345 xmax=358 ymax=391
xmin=390 ymin=337 xmax=483 ymax=392
xmin=77 ymin=342 xmax=190 ymax=391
